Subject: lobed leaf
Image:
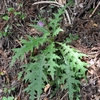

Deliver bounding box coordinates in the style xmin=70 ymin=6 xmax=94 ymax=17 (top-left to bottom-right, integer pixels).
xmin=10 ymin=33 xmax=49 ymax=67
xmin=23 ymin=54 xmax=47 ymax=100
xmin=43 ymin=42 xmax=60 ymax=79
xmin=59 ymin=43 xmax=87 ymax=78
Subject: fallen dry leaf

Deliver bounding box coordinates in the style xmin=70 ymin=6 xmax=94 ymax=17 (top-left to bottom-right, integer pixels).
xmin=44 ymin=84 xmax=50 ymax=93
xmin=43 ymin=97 xmax=48 ymax=100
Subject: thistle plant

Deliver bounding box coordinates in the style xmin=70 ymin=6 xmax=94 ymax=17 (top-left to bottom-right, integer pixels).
xmin=11 ymin=7 xmax=87 ymax=100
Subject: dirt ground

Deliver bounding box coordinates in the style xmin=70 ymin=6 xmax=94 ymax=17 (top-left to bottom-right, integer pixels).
xmin=0 ymin=0 xmax=100 ymax=100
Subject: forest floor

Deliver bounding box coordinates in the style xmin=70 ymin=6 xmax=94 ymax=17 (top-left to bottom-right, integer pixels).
xmin=0 ymin=0 xmax=100 ymax=100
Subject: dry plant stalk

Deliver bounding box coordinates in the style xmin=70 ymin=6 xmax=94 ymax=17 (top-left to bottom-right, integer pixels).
xmin=32 ymin=1 xmax=71 ymax=24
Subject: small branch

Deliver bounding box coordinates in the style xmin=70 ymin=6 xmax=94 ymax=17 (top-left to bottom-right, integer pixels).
xmin=32 ymin=1 xmax=71 ymax=24
xmin=89 ymin=1 xmax=100 ymax=18
xmin=16 ymin=83 xmax=23 ymax=100
xmin=61 ymin=92 xmax=68 ymax=100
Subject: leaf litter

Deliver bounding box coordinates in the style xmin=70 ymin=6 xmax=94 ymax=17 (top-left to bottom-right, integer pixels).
xmin=0 ymin=0 xmax=100 ymax=100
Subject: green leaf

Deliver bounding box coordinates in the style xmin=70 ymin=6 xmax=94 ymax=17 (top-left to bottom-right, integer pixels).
xmin=2 ymin=15 xmax=9 ymax=21
xmin=60 ymin=63 xmax=80 ymax=100
xmin=4 ymin=25 xmax=10 ymax=33
xmin=59 ymin=43 xmax=87 ymax=78
xmin=2 ymin=96 xmax=14 ymax=100
xmin=10 ymin=34 xmax=49 ymax=67
xmin=43 ymin=42 xmax=60 ymax=79
xmin=48 ymin=8 xmax=64 ymax=32
xmin=14 ymin=11 xmax=21 ymax=16
xmin=7 ymin=7 xmax=14 ymax=12
xmin=23 ymin=54 xmax=47 ymax=100
xmin=57 ymin=42 xmax=87 ymax=100
xmin=48 ymin=17 xmax=62 ymax=31
xmin=29 ymin=24 xmax=49 ymax=34
xmin=53 ymin=27 xmax=63 ymax=36
xmin=65 ymin=34 xmax=79 ymax=43
xmin=20 ymin=13 xmax=26 ymax=19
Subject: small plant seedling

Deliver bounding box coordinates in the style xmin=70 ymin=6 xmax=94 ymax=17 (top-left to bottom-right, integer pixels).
xmin=65 ymin=33 xmax=78 ymax=43
xmin=2 ymin=96 xmax=14 ymax=100
xmin=20 ymin=13 xmax=26 ymax=20
xmin=11 ymin=5 xmax=87 ymax=100
xmin=14 ymin=11 xmax=21 ymax=16
xmin=7 ymin=7 xmax=15 ymax=13
xmin=2 ymin=15 xmax=9 ymax=21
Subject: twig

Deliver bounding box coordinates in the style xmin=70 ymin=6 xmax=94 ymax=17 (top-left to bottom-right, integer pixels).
xmin=0 ymin=21 xmax=7 ymax=31
xmin=16 ymin=83 xmax=23 ymax=100
xmin=12 ymin=24 xmax=26 ymax=34
xmin=89 ymin=1 xmax=100 ymax=18
xmin=32 ymin=1 xmax=71 ymax=24
xmin=61 ymin=92 xmax=68 ymax=100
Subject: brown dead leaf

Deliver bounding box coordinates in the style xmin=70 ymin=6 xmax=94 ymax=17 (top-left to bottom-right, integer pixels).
xmin=57 ymin=0 xmax=66 ymax=5
xmin=44 ymin=84 xmax=50 ymax=93
xmin=0 ymin=70 xmax=6 ymax=76
xmin=43 ymin=97 xmax=48 ymax=100
xmin=30 ymin=28 xmax=36 ymax=33
xmin=88 ymin=69 xmax=94 ymax=75
xmin=94 ymin=95 xmax=100 ymax=100
xmin=93 ymin=23 xmax=98 ymax=27
xmin=16 ymin=96 xmax=20 ymax=100
xmin=97 ymin=79 xmax=100 ymax=84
